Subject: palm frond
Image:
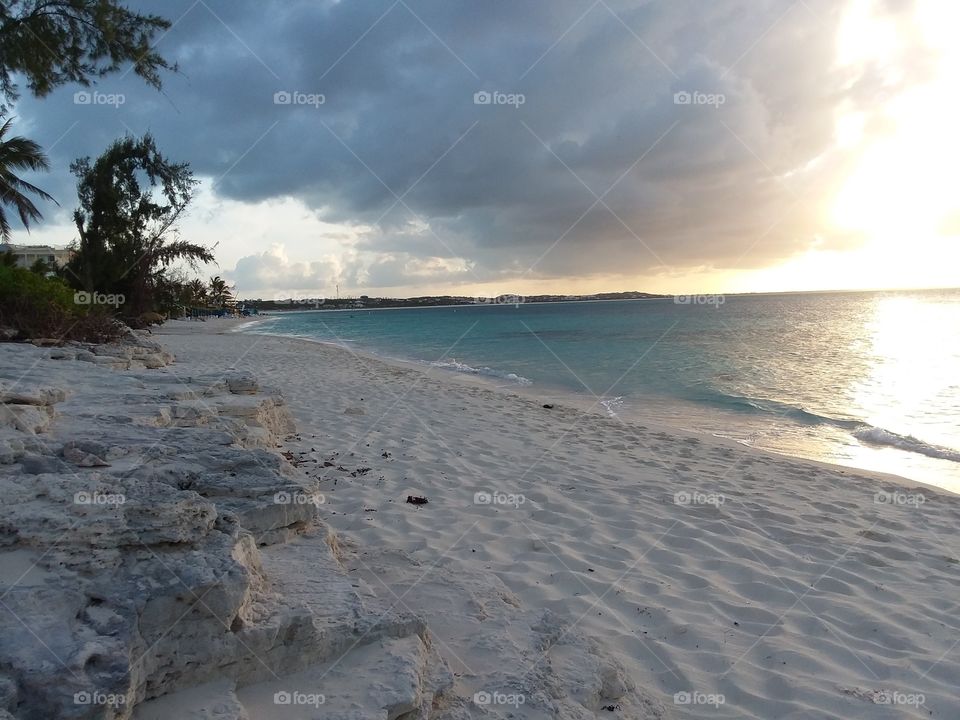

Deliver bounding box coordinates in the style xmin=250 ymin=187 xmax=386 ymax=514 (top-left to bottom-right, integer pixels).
xmin=0 ymin=117 xmax=54 ymax=239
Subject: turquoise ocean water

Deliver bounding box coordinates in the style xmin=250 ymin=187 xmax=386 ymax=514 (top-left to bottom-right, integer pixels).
xmin=237 ymin=289 xmax=960 ymax=492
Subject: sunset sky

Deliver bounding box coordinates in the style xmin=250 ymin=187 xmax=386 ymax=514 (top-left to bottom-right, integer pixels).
xmin=10 ymin=0 xmax=959 ymax=298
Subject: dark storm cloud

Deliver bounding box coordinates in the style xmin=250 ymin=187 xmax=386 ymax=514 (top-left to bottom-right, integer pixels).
xmin=11 ymin=0 xmax=932 ymax=285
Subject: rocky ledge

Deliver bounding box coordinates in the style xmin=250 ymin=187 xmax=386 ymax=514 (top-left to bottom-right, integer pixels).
xmin=0 ymin=333 xmax=451 ymax=720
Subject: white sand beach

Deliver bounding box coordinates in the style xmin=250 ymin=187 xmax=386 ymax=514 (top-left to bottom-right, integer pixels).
xmin=145 ymin=318 xmax=960 ymax=719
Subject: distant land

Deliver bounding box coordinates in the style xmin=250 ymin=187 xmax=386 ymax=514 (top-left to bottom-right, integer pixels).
xmin=241 ymin=291 xmax=668 ymax=312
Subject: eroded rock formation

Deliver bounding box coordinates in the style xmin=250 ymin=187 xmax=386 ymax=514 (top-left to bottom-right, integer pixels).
xmin=0 ymin=334 xmax=449 ymax=719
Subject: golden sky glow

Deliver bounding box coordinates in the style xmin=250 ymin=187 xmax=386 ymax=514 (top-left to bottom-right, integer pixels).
xmin=729 ymin=0 xmax=960 ymax=294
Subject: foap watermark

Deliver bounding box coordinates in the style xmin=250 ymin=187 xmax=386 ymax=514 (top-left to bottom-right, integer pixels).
xmin=674 ymin=294 xmax=725 ymax=307
xmin=874 ymin=490 xmax=925 ymax=507
xmin=273 ymin=690 xmax=325 ymax=707
xmin=74 ymin=291 xmax=125 ymax=307
xmin=877 ymin=690 xmax=925 ymax=707
xmin=476 ymin=294 xmax=525 ymax=306
xmin=674 ymin=490 xmax=725 ymax=508
xmin=674 ymin=691 xmax=725 ymax=708
xmin=274 ymin=490 xmax=325 ymax=506
xmin=473 ymin=690 xmax=525 ymax=708
xmin=73 ymin=90 xmax=125 ymax=107
xmin=474 ymin=90 xmax=525 ymax=108
xmin=74 ymin=490 xmax=126 ymax=506
xmin=273 ymin=90 xmax=325 ymax=108
xmin=673 ymin=90 xmax=725 ymax=108
xmin=474 ymin=490 xmax=526 ymax=508
xmin=74 ymin=691 xmax=126 ymax=707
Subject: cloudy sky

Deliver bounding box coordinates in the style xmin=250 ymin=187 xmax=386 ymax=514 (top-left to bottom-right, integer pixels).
xmin=9 ymin=0 xmax=960 ymax=298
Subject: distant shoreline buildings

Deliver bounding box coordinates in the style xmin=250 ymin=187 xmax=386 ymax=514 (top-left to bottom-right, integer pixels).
xmin=243 ymin=291 xmax=668 ymax=312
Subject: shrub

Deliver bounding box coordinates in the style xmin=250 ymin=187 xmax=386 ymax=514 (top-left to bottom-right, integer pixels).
xmin=0 ymin=265 xmax=124 ymax=342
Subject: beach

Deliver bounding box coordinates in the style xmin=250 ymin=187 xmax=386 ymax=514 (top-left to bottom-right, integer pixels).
xmin=3 ymin=0 xmax=957 ymax=717
xmin=147 ymin=318 xmax=960 ymax=719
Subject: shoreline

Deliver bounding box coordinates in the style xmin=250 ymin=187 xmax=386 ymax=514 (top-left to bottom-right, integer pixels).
xmin=205 ymin=317 xmax=950 ymax=497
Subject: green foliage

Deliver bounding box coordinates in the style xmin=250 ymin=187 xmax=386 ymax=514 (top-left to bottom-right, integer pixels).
xmin=66 ymin=133 xmax=214 ymax=318
xmin=152 ymin=269 xmax=189 ymax=318
xmin=0 ymin=262 xmax=121 ymax=341
xmin=0 ymin=0 xmax=174 ymax=105
xmin=186 ymin=278 xmax=207 ymax=305
xmin=28 ymin=256 xmax=50 ymax=274
xmin=0 ymin=262 xmax=73 ymax=307
xmin=208 ymin=275 xmax=233 ymax=309
xmin=0 ymin=116 xmax=56 ymax=240
xmin=0 ymin=2 xmax=181 ymax=333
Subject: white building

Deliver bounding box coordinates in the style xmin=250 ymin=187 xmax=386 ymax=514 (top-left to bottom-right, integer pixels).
xmin=0 ymin=243 xmax=73 ymax=269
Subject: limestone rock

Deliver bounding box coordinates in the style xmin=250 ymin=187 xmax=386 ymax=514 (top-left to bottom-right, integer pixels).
xmin=0 ymin=339 xmax=453 ymax=719
xmin=90 ymin=355 xmax=130 ymax=370
xmin=224 ymin=372 xmax=258 ymax=395
xmin=0 ymin=436 xmax=26 ymax=465
xmin=0 ymin=404 xmax=55 ymax=433
xmin=132 ymin=680 xmax=250 ymax=719
xmin=18 ymin=453 xmax=71 ymax=474
xmin=139 ymin=354 xmax=168 ymax=370
xmin=63 ymin=444 xmax=110 ymax=467
xmin=0 ymin=382 xmax=68 ymax=406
